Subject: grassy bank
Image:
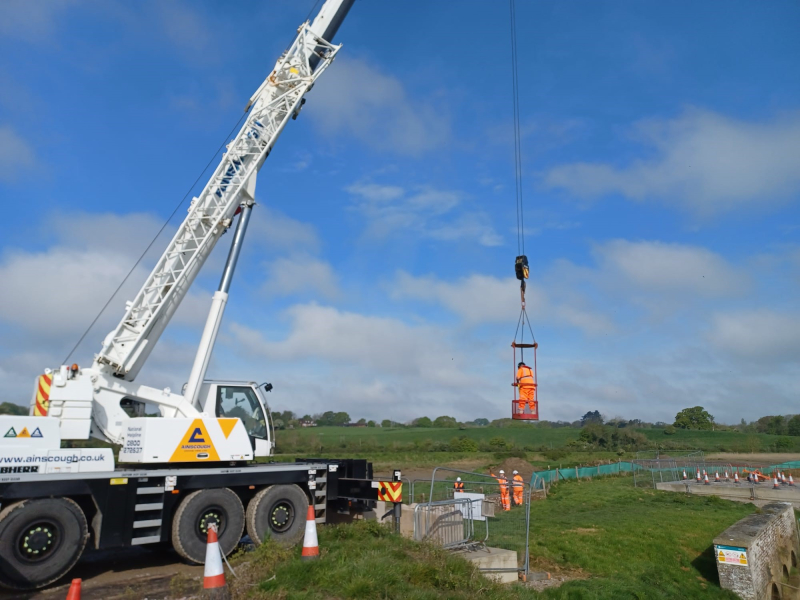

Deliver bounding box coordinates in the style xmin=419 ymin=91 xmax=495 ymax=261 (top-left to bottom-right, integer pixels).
xmin=525 ymin=476 xmax=754 ymax=597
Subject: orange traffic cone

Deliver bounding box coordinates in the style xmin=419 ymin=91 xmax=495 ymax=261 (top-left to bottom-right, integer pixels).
xmin=66 ymin=579 xmax=81 ymax=600
xmin=714 ymin=472 xmax=720 ymax=482
xmin=696 ymin=470 xmax=701 ymax=482
xmin=790 ymin=475 xmax=795 ymax=486
xmin=753 ymin=472 xmax=759 ymax=484
xmin=724 ymin=471 xmax=729 ymax=481
xmin=734 ymin=472 xmax=740 ymax=484
xmin=301 ymin=505 xmax=319 ymax=560
xmin=781 ymin=473 xmax=787 ymax=485
xmin=203 ymin=523 xmax=229 ymax=599
xmin=704 ymin=473 xmax=710 ymax=485
xmin=773 ymin=477 xmax=780 ymax=489
xmin=682 ymin=470 xmax=687 ymax=480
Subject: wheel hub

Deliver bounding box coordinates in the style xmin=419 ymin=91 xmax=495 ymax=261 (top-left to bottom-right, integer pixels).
xmin=199 ymin=510 xmax=222 ymax=535
xmin=19 ymin=524 xmax=56 ymax=559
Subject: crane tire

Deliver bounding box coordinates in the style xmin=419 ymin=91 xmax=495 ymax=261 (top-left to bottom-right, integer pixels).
xmin=246 ymin=484 xmax=308 ymax=547
xmin=171 ymin=488 xmax=244 ymax=564
xmin=0 ymin=497 xmax=88 ymax=591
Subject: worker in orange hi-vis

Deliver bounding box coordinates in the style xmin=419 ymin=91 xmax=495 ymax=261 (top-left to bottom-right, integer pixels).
xmin=512 ymin=470 xmax=524 ymax=506
xmin=491 ymin=470 xmax=511 ymax=511
xmin=516 ymin=361 xmax=536 ymax=413
xmin=453 ymin=477 xmax=464 ymax=492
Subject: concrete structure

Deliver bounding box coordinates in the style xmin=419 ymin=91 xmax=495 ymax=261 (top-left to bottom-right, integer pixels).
xmin=454 ymin=547 xmax=519 ymax=584
xmin=656 ymin=480 xmax=800 ymax=509
xmin=713 ymin=502 xmax=800 ymax=600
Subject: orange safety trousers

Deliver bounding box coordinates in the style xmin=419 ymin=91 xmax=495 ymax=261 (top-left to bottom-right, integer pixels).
xmin=517 ymin=365 xmax=536 ymax=412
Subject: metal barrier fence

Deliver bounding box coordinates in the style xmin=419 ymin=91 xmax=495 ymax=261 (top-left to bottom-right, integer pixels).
xmin=413 ymin=498 xmax=485 ymax=549
xmin=416 ymin=467 xmax=531 ymax=576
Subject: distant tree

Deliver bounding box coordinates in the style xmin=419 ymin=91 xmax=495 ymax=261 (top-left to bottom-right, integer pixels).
xmin=367 ymin=420 xmax=376 ymax=427
xmin=273 ymin=419 xmax=285 ymax=430
xmin=433 ymin=415 xmax=458 ymax=428
xmin=301 ymin=414 xmax=312 ymax=422
xmin=317 ymin=411 xmax=336 ymax=426
xmin=0 ymin=402 xmax=27 ymax=416
xmin=381 ymin=419 xmax=392 ymax=428
xmin=580 ymin=410 xmax=603 ymax=426
xmin=333 ymin=412 xmax=351 ymax=426
xmin=663 ymin=425 xmax=677 ymax=435
xmin=756 ymin=415 xmax=786 ymax=436
xmin=788 ymin=416 xmax=800 ymax=437
xmin=356 ymin=418 xmax=367 ymax=426
xmin=673 ymin=406 xmax=714 ymax=430
xmin=414 ymin=417 xmax=432 ymax=428
xmin=450 ymin=436 xmax=478 ymax=452
xmin=472 ymin=418 xmax=490 ymax=427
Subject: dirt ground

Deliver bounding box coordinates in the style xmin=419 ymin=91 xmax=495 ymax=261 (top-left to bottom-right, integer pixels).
xmin=705 ymin=453 xmax=800 ymax=464
xmin=5 ymin=547 xmax=202 ymax=600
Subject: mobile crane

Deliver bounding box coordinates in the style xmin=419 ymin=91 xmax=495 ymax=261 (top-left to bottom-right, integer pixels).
xmin=0 ymin=0 xmax=390 ymax=590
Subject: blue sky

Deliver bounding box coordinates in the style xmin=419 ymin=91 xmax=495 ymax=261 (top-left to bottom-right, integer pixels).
xmin=0 ymin=0 xmax=798 ymax=424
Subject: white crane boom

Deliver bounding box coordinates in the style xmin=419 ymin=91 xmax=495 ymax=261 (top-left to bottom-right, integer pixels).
xmin=95 ymin=0 xmax=354 ymax=381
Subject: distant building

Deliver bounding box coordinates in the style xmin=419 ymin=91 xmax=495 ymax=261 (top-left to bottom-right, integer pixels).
xmin=300 ymin=420 xmax=317 ymax=427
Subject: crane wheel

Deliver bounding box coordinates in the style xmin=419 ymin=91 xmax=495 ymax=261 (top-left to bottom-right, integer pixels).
xmin=171 ymin=488 xmax=244 ymax=564
xmin=0 ymin=497 xmax=88 ymax=591
xmin=246 ymin=484 xmax=308 ymax=547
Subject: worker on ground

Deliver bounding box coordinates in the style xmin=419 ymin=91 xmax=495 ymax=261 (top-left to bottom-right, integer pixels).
xmin=490 ymin=469 xmax=511 ymax=511
xmin=454 ymin=477 xmax=464 ymax=492
xmin=512 ymin=470 xmax=524 ymax=506
xmin=516 ymin=361 xmax=536 ymax=414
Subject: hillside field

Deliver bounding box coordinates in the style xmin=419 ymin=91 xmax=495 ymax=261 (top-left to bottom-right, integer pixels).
xmin=275 ymin=424 xmax=800 ymax=455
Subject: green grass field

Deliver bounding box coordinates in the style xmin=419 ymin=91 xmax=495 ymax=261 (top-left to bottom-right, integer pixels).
xmin=275 ymin=425 xmax=800 ymax=457
xmin=229 ymin=475 xmax=758 ymax=599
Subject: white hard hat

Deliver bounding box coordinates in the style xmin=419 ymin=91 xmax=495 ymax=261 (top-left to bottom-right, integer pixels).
xmin=499 ymin=470 xmax=505 ymax=474
xmin=456 ymin=477 xmax=461 ymax=481
xmin=513 ymin=470 xmax=519 ymax=474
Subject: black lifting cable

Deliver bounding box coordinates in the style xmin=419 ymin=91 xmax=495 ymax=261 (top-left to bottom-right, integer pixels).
xmin=509 ymin=0 xmax=525 ymax=257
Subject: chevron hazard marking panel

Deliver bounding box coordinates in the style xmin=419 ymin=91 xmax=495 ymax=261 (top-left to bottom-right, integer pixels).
xmin=377 ymin=481 xmax=402 ymax=503
xmin=34 ymin=374 xmax=53 ymax=416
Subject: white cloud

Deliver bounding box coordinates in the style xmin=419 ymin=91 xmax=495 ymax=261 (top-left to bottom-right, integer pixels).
xmin=391 ymin=271 xmax=614 ymax=335
xmin=544 ymin=108 xmax=800 ymax=215
xmin=708 ymin=310 xmax=800 ymax=364
xmin=0 ymin=0 xmax=76 ymax=42
xmin=594 ymin=240 xmax=746 ymax=296
xmin=0 ymin=126 xmax=36 ymax=182
xmin=246 ymin=205 xmax=321 ymax=254
xmin=346 ymin=182 xmax=502 ymax=247
xmin=262 ymin=256 xmax=340 ymax=300
xmin=307 ymin=57 xmax=451 ymax=156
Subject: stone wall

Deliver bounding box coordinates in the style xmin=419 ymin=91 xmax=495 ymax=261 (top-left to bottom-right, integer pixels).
xmin=714 ymin=502 xmax=799 ymax=600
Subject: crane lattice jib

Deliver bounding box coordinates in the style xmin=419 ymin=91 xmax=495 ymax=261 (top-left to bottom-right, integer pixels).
xmin=96 ymin=24 xmax=342 ymax=379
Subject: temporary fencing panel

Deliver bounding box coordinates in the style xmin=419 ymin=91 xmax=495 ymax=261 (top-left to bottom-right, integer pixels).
xmin=418 ymin=467 xmax=532 ymax=576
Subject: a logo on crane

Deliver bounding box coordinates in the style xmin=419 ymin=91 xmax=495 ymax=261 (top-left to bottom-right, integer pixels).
xmin=170 ymin=419 xmax=220 ymax=462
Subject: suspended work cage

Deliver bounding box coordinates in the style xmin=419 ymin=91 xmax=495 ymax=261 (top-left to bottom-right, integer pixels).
xmin=511 ymin=282 xmax=538 ymax=421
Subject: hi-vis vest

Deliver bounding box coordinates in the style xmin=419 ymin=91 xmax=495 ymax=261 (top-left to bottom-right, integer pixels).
xmin=517 ymin=365 xmax=534 ymax=386
xmin=512 ymin=474 xmax=523 ymax=488
xmin=454 ymin=481 xmax=464 ymax=491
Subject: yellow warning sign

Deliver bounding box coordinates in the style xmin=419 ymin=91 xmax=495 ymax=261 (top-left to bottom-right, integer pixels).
xmin=715 ymin=545 xmax=747 ymax=566
xmin=169 ymin=419 xmax=220 ymax=462
xmin=218 ymin=418 xmax=238 ymax=440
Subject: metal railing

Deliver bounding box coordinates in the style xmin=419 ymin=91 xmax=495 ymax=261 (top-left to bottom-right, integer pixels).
xmin=413 ymin=498 xmax=480 ymax=549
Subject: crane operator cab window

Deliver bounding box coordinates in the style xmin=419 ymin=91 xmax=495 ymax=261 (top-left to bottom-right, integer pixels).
xmin=215 ymin=386 xmax=267 ymax=439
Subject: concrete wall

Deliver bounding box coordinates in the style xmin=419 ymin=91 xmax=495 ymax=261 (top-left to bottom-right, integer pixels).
xmin=714 ymin=502 xmax=800 ymax=600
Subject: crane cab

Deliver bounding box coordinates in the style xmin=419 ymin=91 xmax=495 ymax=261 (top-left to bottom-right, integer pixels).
xmin=196 ymin=380 xmax=275 ymax=458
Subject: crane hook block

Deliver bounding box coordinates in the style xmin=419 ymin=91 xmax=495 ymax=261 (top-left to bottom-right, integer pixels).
xmin=515 ymin=255 xmax=529 ymax=281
